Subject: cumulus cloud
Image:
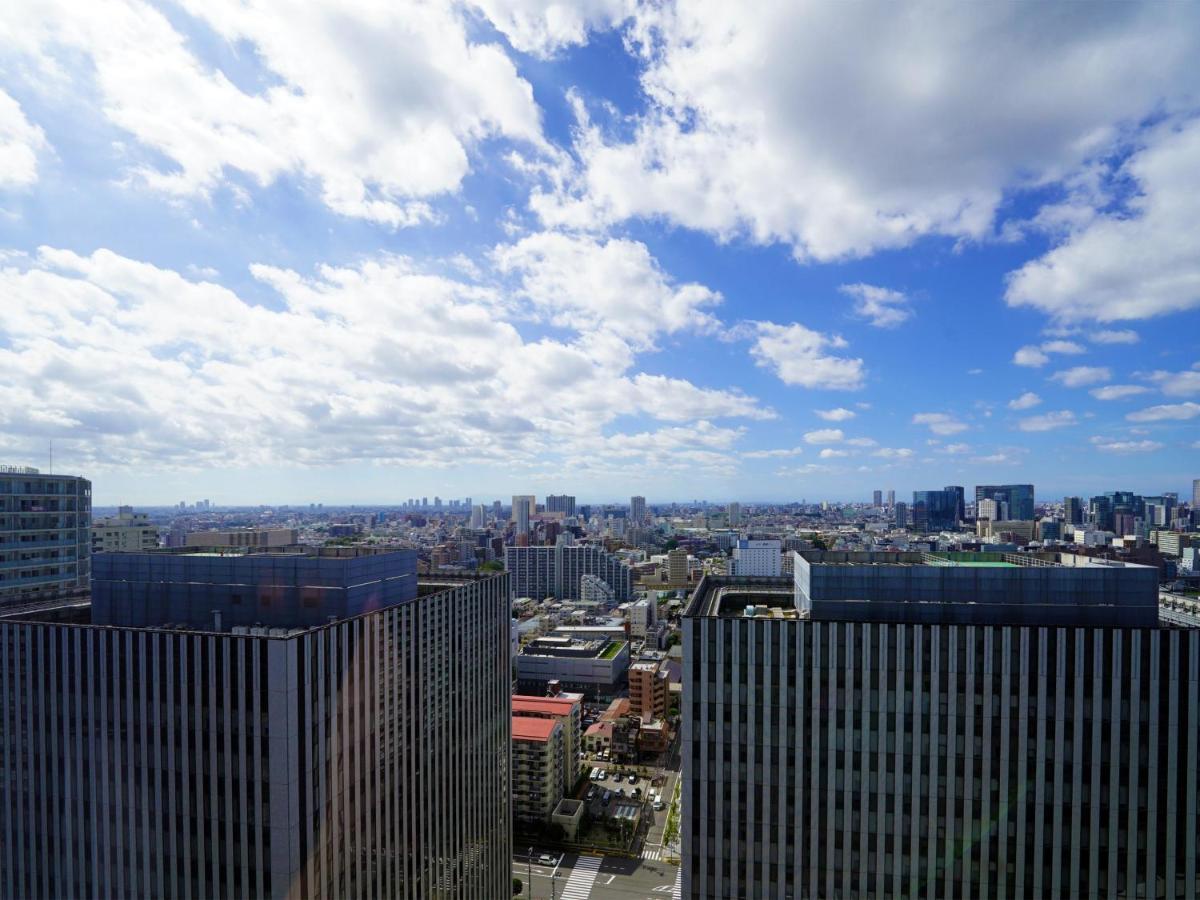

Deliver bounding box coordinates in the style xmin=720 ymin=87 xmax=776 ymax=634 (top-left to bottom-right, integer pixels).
xmin=838 ymin=283 xmax=912 ymax=328
xmin=532 ymin=3 xmax=1200 ymax=261
xmin=1 ymin=0 xmax=547 ymax=224
xmin=493 ymin=231 xmax=721 ymax=349
xmin=844 ymin=437 xmax=877 ymax=447
xmin=1018 ymin=410 xmax=1077 ymax=431
xmin=1090 ymin=437 xmax=1163 ymax=453
xmin=0 ymin=88 xmax=47 ymax=189
xmin=873 ymin=447 xmax=913 ymax=459
xmin=1050 ymin=366 xmax=1111 ymax=387
xmin=941 ymin=443 xmax=970 ymax=454
xmin=0 ymin=246 xmax=771 ymax=471
xmin=471 ymin=0 xmax=632 ymax=56
xmin=748 ymin=322 xmax=865 ymax=390
xmin=1089 ymin=384 xmax=1149 ymax=401
xmin=1006 ymin=117 xmax=1200 ymax=322
xmin=818 ymin=448 xmax=847 ymax=459
xmin=803 ymin=428 xmax=843 ymax=445
xmin=1126 ymin=402 xmax=1200 ymax=422
xmin=1007 ymin=392 xmax=1041 ymax=411
xmin=1091 ymin=329 xmax=1139 ymax=344
xmin=815 ymin=407 xmax=855 ymax=421
xmin=742 ymin=446 xmax=804 ymax=459
xmin=1012 ymin=340 xmax=1085 ymax=368
xmin=1145 ymin=368 xmax=1200 ymax=397
xmin=911 ymin=412 xmax=968 ymax=435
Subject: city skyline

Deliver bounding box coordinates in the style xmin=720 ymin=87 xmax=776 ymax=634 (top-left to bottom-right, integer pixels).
xmin=1 ymin=5 xmax=1199 ymax=504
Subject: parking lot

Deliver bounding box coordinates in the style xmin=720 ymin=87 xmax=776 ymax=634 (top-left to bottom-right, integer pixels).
xmin=581 ymin=765 xmax=667 ymax=820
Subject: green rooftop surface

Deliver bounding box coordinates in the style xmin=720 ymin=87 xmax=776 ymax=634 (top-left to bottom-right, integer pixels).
xmin=950 ymin=561 xmax=1019 ymax=568
xmin=600 ymin=640 xmax=625 ymax=659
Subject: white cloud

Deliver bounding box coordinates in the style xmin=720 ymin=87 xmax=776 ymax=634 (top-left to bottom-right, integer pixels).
xmin=1040 ymin=340 xmax=1085 ymax=355
xmin=1145 ymin=368 xmax=1200 ymax=397
xmin=471 ymin=0 xmax=631 ymax=56
xmin=1007 ymin=392 xmax=1041 ymax=411
xmin=803 ymin=428 xmax=843 ymax=445
xmin=1089 ymin=384 xmax=1149 ymax=401
xmin=911 ymin=412 xmax=968 ymax=435
xmin=967 ymin=368 xmax=983 ymax=375
xmin=1018 ymin=410 xmax=1077 ymax=431
xmin=1091 ymin=329 xmax=1139 ymax=344
xmin=742 ymin=446 xmax=804 ymax=459
xmin=873 ymin=447 xmax=913 ymax=459
xmin=0 ymin=246 xmax=771 ymax=472
xmin=1050 ymin=365 xmax=1111 ymax=387
xmin=532 ymin=4 xmax=1200 ymax=261
xmin=1090 ymin=437 xmax=1163 ymax=453
xmin=1006 ymin=117 xmax=1200 ymax=321
xmin=838 ymin=283 xmax=912 ymax=328
xmin=0 ymin=88 xmax=47 ymax=188
xmin=845 ymin=437 xmax=877 ymax=447
xmin=748 ymin=322 xmax=865 ymax=390
xmin=493 ymin=231 xmax=721 ymax=350
xmin=1 ymin=0 xmax=547 ymax=224
xmin=1013 ymin=345 xmax=1049 ymax=368
xmin=818 ymin=448 xmax=847 ymax=459
xmin=941 ymin=443 xmax=970 ymax=454
xmin=814 ymin=407 xmax=855 ymax=421
xmin=1126 ymin=402 xmax=1200 ymax=422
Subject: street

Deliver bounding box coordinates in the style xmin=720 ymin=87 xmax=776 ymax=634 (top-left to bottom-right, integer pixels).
xmin=513 ymin=851 xmax=681 ymax=900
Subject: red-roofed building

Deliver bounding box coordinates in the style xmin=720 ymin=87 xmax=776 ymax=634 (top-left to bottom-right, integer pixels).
xmin=512 ymin=715 xmax=564 ymax=823
xmin=513 ymin=693 xmax=582 ymax=787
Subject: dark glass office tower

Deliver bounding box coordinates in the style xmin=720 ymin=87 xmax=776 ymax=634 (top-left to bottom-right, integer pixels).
xmin=911 ymin=489 xmax=958 ymax=532
xmin=1 ymin=548 xmax=512 ymax=899
xmin=682 ymin=553 xmax=1198 ymax=899
xmin=975 ymin=484 xmax=1035 ymax=522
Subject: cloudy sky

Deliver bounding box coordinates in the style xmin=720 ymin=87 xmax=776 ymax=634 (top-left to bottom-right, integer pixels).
xmin=1 ymin=1 xmax=1198 ymax=505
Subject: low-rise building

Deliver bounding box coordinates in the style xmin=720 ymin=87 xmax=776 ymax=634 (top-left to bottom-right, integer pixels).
xmin=730 ymin=539 xmax=782 ymax=576
xmin=516 ymin=634 xmax=630 ymax=700
xmin=92 ymin=506 xmax=158 ymax=553
xmin=184 ymin=527 xmax=298 ymax=549
xmin=512 ymin=716 xmax=565 ymax=824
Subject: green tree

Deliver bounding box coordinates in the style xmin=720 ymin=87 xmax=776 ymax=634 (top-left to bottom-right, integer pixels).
xmin=513 ymin=876 xmax=523 ymax=895
xmin=480 ymin=560 xmax=504 ymax=571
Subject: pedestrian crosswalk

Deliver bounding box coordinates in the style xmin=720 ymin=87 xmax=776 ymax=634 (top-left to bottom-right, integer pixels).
xmin=559 ymin=854 xmax=602 ymax=900
xmin=671 ymin=867 xmax=682 ymax=899
xmin=642 ymin=846 xmax=663 ymax=861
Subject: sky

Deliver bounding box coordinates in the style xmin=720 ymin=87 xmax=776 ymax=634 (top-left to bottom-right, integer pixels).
xmin=1 ymin=1 xmax=1199 ymax=506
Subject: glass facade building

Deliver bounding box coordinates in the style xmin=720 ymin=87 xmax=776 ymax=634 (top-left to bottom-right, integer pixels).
xmin=0 ymin=467 xmax=91 ymax=609
xmin=976 ymin=484 xmax=1035 ymax=522
xmin=911 ymin=490 xmax=958 ymax=533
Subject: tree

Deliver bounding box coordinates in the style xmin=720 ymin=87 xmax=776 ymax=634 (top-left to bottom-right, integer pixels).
xmin=663 ymin=539 xmax=679 ymax=550
xmin=480 ymin=560 xmax=504 ymax=571
xmin=513 ymin=876 xmax=523 ymax=895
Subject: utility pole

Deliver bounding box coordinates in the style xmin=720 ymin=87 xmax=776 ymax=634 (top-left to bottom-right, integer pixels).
xmin=527 ymin=847 xmax=533 ymax=898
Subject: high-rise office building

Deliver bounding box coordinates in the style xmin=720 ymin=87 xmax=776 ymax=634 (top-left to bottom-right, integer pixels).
xmin=975 ymin=484 xmax=1035 ymax=522
xmin=943 ymin=485 xmax=965 ymax=524
xmin=727 ymin=502 xmax=742 ymax=527
xmin=0 ymin=467 xmax=91 ymax=609
xmin=682 ymin=553 xmax=1196 ymax=898
xmin=872 ymin=490 xmax=883 ymax=508
xmin=1089 ymin=495 xmax=1114 ymax=532
xmin=631 ymin=495 xmax=647 ymax=524
xmin=886 ymin=489 xmax=895 ymax=508
xmin=470 ymin=503 xmax=487 ymax=528
xmin=894 ymin=501 xmax=907 ymax=528
xmin=1064 ymin=496 xmax=1083 ymax=525
xmin=546 ymin=494 xmax=576 ymax=518
xmin=0 ymin=548 xmax=512 ymax=899
xmin=667 ymin=547 xmax=690 ymax=585
xmin=911 ymin=489 xmax=958 ymax=532
xmin=1193 ymin=478 xmax=1200 ymax=510
xmin=512 ymin=494 xmax=535 ymax=534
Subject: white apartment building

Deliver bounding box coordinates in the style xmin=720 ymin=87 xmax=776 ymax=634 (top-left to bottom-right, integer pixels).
xmin=92 ymin=505 xmax=158 ymax=553
xmin=730 ymin=538 xmax=782 ymax=576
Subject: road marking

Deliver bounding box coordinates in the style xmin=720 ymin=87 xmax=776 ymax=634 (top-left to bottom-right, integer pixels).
xmin=671 ymin=867 xmax=682 ymax=899
xmin=550 ymin=853 xmax=563 ymax=880
xmin=559 ymin=854 xmax=602 ymax=900
xmin=602 ymin=875 xmax=615 ymax=885
xmin=642 ymin=847 xmax=662 ymax=861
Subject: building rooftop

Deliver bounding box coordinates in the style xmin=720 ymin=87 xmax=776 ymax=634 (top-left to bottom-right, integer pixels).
xmin=512 ymin=716 xmax=558 ymax=742
xmin=511 ymin=695 xmax=580 ymax=717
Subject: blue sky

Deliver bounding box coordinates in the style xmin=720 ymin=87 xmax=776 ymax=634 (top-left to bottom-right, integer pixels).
xmin=1 ymin=1 xmax=1198 ymax=506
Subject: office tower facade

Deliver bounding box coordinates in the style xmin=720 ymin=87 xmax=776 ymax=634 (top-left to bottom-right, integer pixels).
xmin=0 ymin=467 xmax=91 ymax=609
xmin=682 ymin=556 xmax=1196 ymax=899
xmin=894 ymin=501 xmax=907 ymax=528
xmin=0 ymin=549 xmax=512 ymax=899
xmin=667 ymin=547 xmax=690 ymax=585
xmin=873 ymin=490 xmax=883 ymax=508
xmin=470 ymin=503 xmax=487 ymax=528
xmin=92 ymin=506 xmax=159 ymax=553
xmin=975 ymin=484 xmax=1035 ymax=522
xmin=504 ymin=544 xmax=633 ymax=602
xmin=546 ymin=494 xmax=576 ymax=518
xmin=512 ymin=494 xmax=535 ymax=534
xmin=631 ymin=495 xmax=647 ymax=524
xmin=911 ymin=489 xmax=958 ymax=532
xmin=943 ymin=485 xmax=965 ymax=525
xmin=727 ymin=501 xmax=742 ymax=527
xmin=1089 ymin=495 xmax=1115 ymax=532
xmin=977 ymin=498 xmax=1000 ymax=522
xmin=1064 ymin=496 xmax=1083 ymax=526
xmin=731 ymin=539 xmax=783 ymax=576
xmin=886 ymin=489 xmax=895 ymax=508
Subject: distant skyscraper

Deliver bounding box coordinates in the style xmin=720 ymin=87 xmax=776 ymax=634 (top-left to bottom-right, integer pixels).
xmin=912 ymin=489 xmax=958 ymax=532
xmin=1 ymin=549 xmax=512 ymax=898
xmin=470 ymin=503 xmax=487 ymax=528
xmin=0 ymin=467 xmax=91 ymax=609
xmin=630 ymin=495 xmax=647 ymax=523
xmin=512 ymin=494 xmax=535 ymax=534
xmin=492 ymin=499 xmax=503 ymax=520
xmin=975 ymin=484 xmax=1034 ymax=521
xmin=943 ymin=485 xmax=965 ymax=524
xmin=727 ymin=501 xmax=742 ymax=526
xmin=547 ymin=494 xmax=576 ymax=517
xmin=872 ymin=489 xmax=882 ymax=508
xmin=894 ymin=501 xmax=907 ymax=527
xmin=1193 ymin=478 xmax=1200 ymax=509
xmin=886 ymin=489 xmax=895 ymax=507
xmin=1064 ymin=496 xmax=1083 ymax=525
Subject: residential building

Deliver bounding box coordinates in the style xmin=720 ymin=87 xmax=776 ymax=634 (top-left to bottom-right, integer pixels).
xmin=184 ymin=527 xmax=298 ymax=549
xmin=627 ymin=596 xmax=658 ymax=639
xmin=1153 ymin=530 xmax=1200 ymax=558
xmin=546 ymin=494 xmax=576 ymax=518
xmin=0 ymin=550 xmax=512 ymax=899
xmin=731 ymin=539 xmax=782 ymax=576
xmin=977 ymin=498 xmax=1000 ymax=522
xmin=512 ymin=494 xmax=535 ymax=534
xmin=511 ymin=717 xmax=565 ymax=824
xmin=1193 ymin=478 xmax=1200 ymax=510
xmin=512 ymin=694 xmax=583 ymax=788
xmin=667 ymin=547 xmax=690 ymax=586
xmin=628 ymin=659 xmax=669 ymax=722
xmin=886 ymin=489 xmax=895 ymax=508
xmin=630 ymin=495 xmax=647 ymax=524
xmin=975 ymin=483 xmax=1035 ymax=522
xmin=505 ymin=544 xmax=633 ymax=602
xmin=470 ymin=503 xmax=487 ymax=528
xmin=516 ymin=634 xmax=630 ymax=699
xmin=0 ymin=467 xmax=91 ymax=609
xmin=873 ymin=490 xmax=882 ymax=508
xmin=92 ymin=505 xmax=158 ymax=553
xmin=727 ymin=502 xmax=742 ymax=527
xmin=682 ymin=556 xmax=1195 ymax=899
xmin=580 ymin=573 xmax=616 ymax=606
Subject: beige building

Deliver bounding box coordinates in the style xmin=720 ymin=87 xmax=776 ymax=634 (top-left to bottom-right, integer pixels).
xmin=185 ymin=527 xmax=298 ymax=549
xmin=512 ymin=694 xmax=583 ymax=787
xmin=667 ymin=548 xmax=689 ymax=586
xmin=511 ymin=716 xmax=565 ymax=824
xmin=92 ymin=506 xmax=158 ymax=553
xmin=628 ymin=659 xmax=669 ymax=722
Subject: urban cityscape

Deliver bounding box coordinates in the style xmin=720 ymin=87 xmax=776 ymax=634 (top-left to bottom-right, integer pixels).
xmin=3 ymin=2 xmax=1200 ymax=898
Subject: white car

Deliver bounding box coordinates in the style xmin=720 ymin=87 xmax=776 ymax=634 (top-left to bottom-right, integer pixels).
xmin=653 ymin=800 xmax=666 ymax=811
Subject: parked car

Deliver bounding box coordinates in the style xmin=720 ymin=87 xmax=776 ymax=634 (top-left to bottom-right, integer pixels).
xmin=601 ymin=790 xmax=611 ymax=805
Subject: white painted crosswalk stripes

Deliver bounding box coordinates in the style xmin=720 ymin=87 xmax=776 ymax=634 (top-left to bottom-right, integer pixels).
xmin=559 ymin=855 xmax=602 ymax=900
xmin=671 ymin=867 xmax=682 ymax=899
xmin=642 ymin=847 xmax=662 ymax=861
